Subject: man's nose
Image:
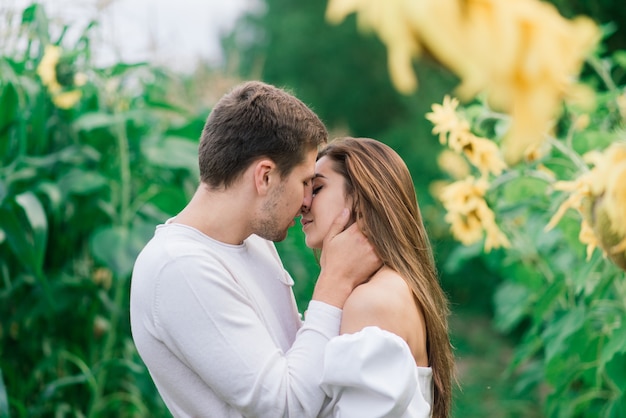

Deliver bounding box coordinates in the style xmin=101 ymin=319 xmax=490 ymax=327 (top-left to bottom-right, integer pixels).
xmin=301 ymin=188 xmax=312 ymax=214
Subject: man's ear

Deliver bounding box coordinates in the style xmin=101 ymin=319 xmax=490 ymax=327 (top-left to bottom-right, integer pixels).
xmin=253 ymin=159 xmax=276 ymax=196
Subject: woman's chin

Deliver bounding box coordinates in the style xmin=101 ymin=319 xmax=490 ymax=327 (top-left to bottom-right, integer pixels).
xmin=304 ymin=237 xmax=322 ymax=250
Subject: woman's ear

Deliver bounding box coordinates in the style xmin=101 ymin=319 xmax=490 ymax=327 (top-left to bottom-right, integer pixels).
xmin=253 ymin=159 xmax=276 ymax=196
xmin=344 ymin=199 xmax=357 ymax=230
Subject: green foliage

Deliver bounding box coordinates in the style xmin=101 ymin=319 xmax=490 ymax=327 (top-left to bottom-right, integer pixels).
xmin=0 ymin=4 xmax=213 ymax=416
xmin=449 ymin=311 xmax=544 ymax=418
xmin=435 ymin=48 xmax=626 ymax=417
xmin=224 ymin=0 xmax=411 ymax=138
xmin=548 ymin=0 xmax=626 ymax=52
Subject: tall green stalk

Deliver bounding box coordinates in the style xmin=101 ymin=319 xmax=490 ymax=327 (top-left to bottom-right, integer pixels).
xmin=89 ymin=117 xmax=131 ymax=417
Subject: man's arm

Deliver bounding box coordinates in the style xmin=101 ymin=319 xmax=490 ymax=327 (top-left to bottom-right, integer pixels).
xmin=151 ymin=258 xmax=339 ymax=417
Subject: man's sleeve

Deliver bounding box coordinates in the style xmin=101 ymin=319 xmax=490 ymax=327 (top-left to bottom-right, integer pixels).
xmin=154 ymin=259 xmax=341 ymax=417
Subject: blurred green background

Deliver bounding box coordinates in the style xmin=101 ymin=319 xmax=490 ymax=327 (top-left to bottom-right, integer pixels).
xmin=1 ymin=1 xmax=625 ymax=417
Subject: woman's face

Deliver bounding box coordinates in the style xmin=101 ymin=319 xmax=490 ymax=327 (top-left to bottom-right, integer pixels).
xmin=300 ymin=156 xmax=351 ymax=249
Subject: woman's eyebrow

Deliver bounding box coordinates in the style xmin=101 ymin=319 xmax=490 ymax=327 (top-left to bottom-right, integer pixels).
xmin=313 ymin=173 xmax=327 ymax=179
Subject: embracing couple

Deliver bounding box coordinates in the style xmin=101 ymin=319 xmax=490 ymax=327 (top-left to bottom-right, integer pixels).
xmin=130 ymin=81 xmax=454 ymax=418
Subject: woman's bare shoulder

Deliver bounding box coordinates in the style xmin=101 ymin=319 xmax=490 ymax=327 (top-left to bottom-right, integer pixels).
xmin=340 ymin=267 xmax=414 ymax=334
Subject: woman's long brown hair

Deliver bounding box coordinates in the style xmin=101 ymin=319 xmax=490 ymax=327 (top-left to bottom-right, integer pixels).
xmin=318 ymin=137 xmax=454 ymax=418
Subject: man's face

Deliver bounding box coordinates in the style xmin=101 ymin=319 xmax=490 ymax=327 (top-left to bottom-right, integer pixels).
xmin=253 ymin=149 xmax=317 ymax=242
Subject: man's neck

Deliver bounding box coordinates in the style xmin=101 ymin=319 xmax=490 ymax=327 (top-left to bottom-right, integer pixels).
xmin=172 ymin=183 xmax=254 ymax=245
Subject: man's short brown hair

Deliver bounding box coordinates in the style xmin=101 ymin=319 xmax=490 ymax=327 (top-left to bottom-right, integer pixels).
xmin=198 ymin=81 xmax=328 ymax=188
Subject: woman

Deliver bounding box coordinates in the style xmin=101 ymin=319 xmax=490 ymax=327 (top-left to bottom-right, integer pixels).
xmin=301 ymin=137 xmax=454 ymax=417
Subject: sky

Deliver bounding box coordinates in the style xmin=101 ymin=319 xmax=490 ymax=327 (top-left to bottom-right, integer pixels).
xmin=6 ymin=0 xmax=258 ymax=70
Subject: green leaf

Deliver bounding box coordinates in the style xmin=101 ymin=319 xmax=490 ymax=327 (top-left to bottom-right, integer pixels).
xmin=500 ymin=176 xmax=549 ymax=204
xmin=542 ymin=306 xmax=586 ymax=362
xmin=21 ymin=3 xmax=50 ymax=44
xmin=146 ymin=99 xmax=193 ymax=118
xmin=90 ymin=221 xmax=155 ymax=277
xmin=0 ymin=205 xmax=32 ymax=266
xmin=606 ymin=395 xmax=626 ymax=418
xmin=143 ymin=185 xmax=187 ymax=216
xmin=142 ymin=136 xmax=199 ymax=173
xmin=0 ymin=179 xmax=6 ymax=205
xmin=57 ymin=169 xmax=108 ymax=196
xmin=543 ymin=355 xmax=572 ymax=387
xmin=531 ymin=279 xmax=564 ymax=322
xmin=22 ymin=144 xmax=100 ymax=169
xmin=105 ymin=62 xmax=148 ymax=77
xmin=0 ymin=82 xmax=18 ymax=135
xmin=572 ymin=130 xmax=616 ymax=155
xmin=73 ymin=112 xmax=121 ymax=131
xmin=507 ymin=328 xmax=543 ymax=372
xmin=493 ymin=282 xmax=532 ymax=333
xmin=442 ymin=241 xmax=483 ymax=274
xmin=602 ymin=354 xmax=626 ymax=418
xmin=571 ymin=251 xmax=605 ymax=297
xmin=74 ymin=110 xmax=154 ymax=132
xmin=0 ymin=193 xmax=48 ymax=276
xmin=42 ymin=375 xmax=90 ymax=400
xmin=600 ymin=323 xmax=626 ymax=365
xmin=613 ymin=50 xmax=626 ymax=70
xmin=15 ymin=191 xmax=48 ymax=270
xmin=0 ymin=369 xmax=8 ymax=418
xmin=498 ymin=262 xmax=544 ymax=291
xmin=512 ymin=360 xmax=543 ymax=395
xmin=35 ymin=182 xmax=63 ymax=216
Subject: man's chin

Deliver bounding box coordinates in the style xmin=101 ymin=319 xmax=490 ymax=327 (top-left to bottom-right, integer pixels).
xmin=265 ymin=228 xmax=289 ymax=243
xmin=271 ymin=234 xmax=287 ymax=243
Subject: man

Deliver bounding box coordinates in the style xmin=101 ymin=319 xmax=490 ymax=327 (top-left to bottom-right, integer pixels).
xmin=130 ymin=81 xmax=381 ymax=417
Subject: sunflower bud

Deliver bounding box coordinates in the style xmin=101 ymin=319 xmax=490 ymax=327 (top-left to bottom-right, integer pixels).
xmin=590 ymin=195 xmax=626 ymax=270
xmin=584 ymin=142 xmax=626 ymax=270
xmin=92 ymin=267 xmax=113 ymax=290
xmin=93 ymin=316 xmax=110 ymax=339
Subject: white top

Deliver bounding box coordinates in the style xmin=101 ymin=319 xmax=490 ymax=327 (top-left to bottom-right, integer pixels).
xmin=319 ymin=326 xmax=433 ymax=418
xmin=130 ymin=222 xmax=342 ymax=418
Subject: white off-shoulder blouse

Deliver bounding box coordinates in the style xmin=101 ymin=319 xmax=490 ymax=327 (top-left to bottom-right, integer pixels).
xmin=319 ymin=326 xmax=433 ymax=418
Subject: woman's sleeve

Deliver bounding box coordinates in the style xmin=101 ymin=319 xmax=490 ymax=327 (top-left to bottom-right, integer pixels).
xmin=320 ymin=326 xmax=432 ymax=418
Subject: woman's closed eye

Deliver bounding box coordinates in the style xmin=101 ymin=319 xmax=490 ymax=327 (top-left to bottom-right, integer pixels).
xmin=312 ymin=185 xmax=323 ymax=196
